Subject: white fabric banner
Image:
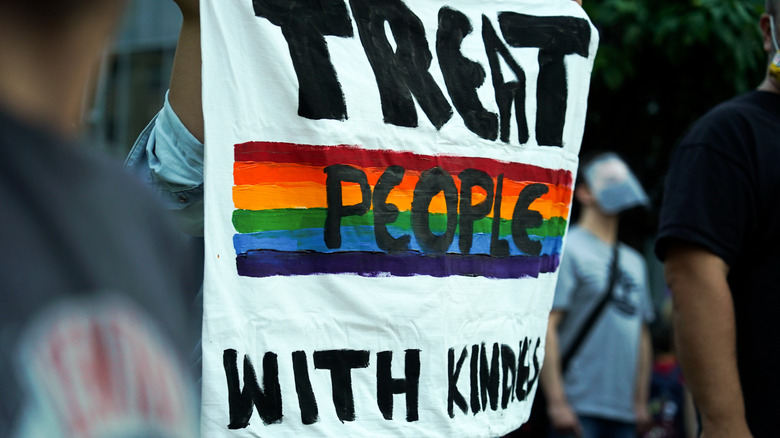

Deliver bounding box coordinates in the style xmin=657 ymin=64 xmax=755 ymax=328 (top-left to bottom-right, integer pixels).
xmin=201 ymin=0 xmax=598 ymax=436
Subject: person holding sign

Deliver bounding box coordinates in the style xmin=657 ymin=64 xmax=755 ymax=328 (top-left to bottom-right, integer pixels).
xmin=130 ymin=0 xmax=596 ymax=436
xmin=656 ymin=1 xmax=780 ymax=436
xmin=540 ymin=153 xmax=653 ymax=438
xmin=125 ymin=0 xmax=586 ymax=387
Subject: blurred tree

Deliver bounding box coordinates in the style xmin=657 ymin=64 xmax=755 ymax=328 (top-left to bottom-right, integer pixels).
xmin=580 ymin=0 xmax=766 ymax=244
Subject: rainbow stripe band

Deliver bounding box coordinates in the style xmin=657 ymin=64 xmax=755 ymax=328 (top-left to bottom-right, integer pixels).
xmin=232 ymin=141 xmax=573 ymax=279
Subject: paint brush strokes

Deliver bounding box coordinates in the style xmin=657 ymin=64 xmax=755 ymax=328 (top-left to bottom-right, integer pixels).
xmin=232 ymin=141 xmax=572 ymax=278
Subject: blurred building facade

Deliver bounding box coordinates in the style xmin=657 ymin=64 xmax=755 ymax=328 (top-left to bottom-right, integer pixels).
xmin=85 ymin=0 xmax=182 ymax=158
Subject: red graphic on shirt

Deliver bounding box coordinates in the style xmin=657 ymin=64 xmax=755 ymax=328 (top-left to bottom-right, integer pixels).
xmin=18 ymin=299 xmax=196 ymax=438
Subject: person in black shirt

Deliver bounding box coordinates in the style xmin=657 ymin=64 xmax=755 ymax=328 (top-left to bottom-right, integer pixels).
xmin=655 ymin=1 xmax=780 ymax=437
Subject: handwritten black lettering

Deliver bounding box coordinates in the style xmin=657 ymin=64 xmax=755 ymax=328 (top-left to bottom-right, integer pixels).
xmin=498 ymin=13 xmax=592 ymax=146
xmin=293 ymin=350 xmax=319 ymax=425
xmin=501 ymin=344 xmax=517 ymax=409
xmin=446 ymin=337 xmax=542 ymax=419
xmin=324 ymin=164 xmax=550 ymax=257
xmin=411 ymin=167 xmax=459 ymax=253
xmin=480 ymin=343 xmax=500 ymax=411
xmin=490 ymin=174 xmax=511 ymax=257
xmin=448 ymin=347 xmax=469 ymax=417
xmin=324 ymin=164 xmax=372 ymax=249
xmin=482 ymin=16 xmax=529 ymax=145
xmin=251 ymin=0 xmax=353 ymax=120
xmin=250 ymin=2 xmax=592 ymax=146
xmin=457 ymin=168 xmax=495 ymax=255
xmin=437 ymin=8 xmax=498 ymax=140
xmin=349 ymin=0 xmax=453 ymax=129
xmin=224 ymin=349 xmax=283 ymax=429
xmin=313 ymin=349 xmax=371 ymax=422
xmin=373 ymin=165 xmax=412 ymax=252
xmin=511 ymin=183 xmax=549 ymax=256
xmin=376 ymin=349 xmax=421 ymax=421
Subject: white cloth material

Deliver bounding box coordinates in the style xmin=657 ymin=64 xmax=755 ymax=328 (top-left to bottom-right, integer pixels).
xmin=200 ymin=1 xmax=599 ymax=436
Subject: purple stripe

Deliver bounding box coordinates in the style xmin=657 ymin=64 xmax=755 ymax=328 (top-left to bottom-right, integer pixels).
xmin=236 ymin=250 xmax=560 ymax=279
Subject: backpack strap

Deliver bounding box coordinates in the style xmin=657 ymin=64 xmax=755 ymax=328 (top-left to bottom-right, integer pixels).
xmin=560 ymin=242 xmax=620 ymax=374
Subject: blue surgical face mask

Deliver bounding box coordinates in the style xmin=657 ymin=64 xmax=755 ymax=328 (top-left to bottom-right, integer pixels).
xmin=582 ymin=153 xmax=649 ymax=215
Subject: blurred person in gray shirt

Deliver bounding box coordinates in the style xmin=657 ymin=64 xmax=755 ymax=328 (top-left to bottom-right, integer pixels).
xmin=541 ymin=153 xmax=654 ymax=438
xmin=0 ymin=1 xmax=199 ymax=436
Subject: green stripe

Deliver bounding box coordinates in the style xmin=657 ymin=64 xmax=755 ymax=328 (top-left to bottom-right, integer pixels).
xmin=527 ymin=216 xmax=568 ymax=237
xmin=233 ymin=208 xmax=566 ymax=236
xmin=233 ymin=209 xmax=328 ymax=233
xmin=471 ymin=215 xmax=566 ymax=237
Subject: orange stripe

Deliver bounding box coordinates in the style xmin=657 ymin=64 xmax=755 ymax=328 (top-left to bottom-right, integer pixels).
xmin=235 ymin=162 xmax=424 ymax=189
xmin=234 ymin=185 xmax=570 ymax=220
xmin=235 ymin=163 xmax=570 ymax=201
xmin=233 ymin=162 xmax=572 ymax=218
xmin=233 ymin=183 xmax=328 ymax=210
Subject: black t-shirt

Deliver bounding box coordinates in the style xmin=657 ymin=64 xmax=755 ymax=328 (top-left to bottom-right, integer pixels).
xmin=0 ymin=110 xmax=200 ymax=437
xmin=656 ymin=90 xmax=780 ymax=436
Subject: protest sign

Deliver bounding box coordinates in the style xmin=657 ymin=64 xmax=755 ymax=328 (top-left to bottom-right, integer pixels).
xmin=201 ymin=1 xmax=598 ymax=436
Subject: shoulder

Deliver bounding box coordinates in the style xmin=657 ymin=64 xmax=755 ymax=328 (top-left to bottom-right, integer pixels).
xmin=74 ymin=145 xmax=181 ymax=236
xmin=618 ymin=243 xmax=646 ymax=271
xmin=655 ymin=92 xmax=780 ymax=264
xmin=681 ymin=91 xmax=780 ymax=157
xmin=561 ymin=227 xmax=591 ymax=260
xmin=0 ymin=113 xmax=192 ymax=281
xmin=695 ymin=91 xmax=779 ymax=125
xmin=558 ymin=227 xmax=600 ymax=276
xmin=563 ymin=226 xmax=588 ymax=247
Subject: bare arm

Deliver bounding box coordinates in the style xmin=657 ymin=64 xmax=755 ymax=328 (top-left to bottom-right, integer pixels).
xmin=541 ymin=310 xmax=582 ymax=438
xmin=683 ymin=388 xmax=698 ymax=438
xmin=168 ymin=0 xmax=203 ymax=143
xmin=634 ymin=324 xmax=652 ymax=433
xmin=664 ymin=244 xmax=752 ymax=438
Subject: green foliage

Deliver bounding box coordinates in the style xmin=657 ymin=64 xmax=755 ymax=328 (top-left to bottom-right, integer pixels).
xmin=580 ymin=0 xmax=766 ymax=244
xmin=585 ymin=0 xmax=764 ymax=93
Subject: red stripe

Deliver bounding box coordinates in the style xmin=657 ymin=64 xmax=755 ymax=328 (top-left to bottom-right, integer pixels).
xmin=234 ymin=141 xmax=572 ymax=187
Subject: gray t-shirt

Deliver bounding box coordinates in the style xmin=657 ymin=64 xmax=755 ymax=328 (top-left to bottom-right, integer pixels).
xmin=0 ymin=110 xmax=200 ymax=437
xmin=553 ymin=226 xmax=654 ymax=422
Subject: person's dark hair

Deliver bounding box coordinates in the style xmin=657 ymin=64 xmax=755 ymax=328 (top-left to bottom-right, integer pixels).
xmin=570 ymin=150 xmax=610 ymax=221
xmin=575 ymin=150 xmax=611 ymax=187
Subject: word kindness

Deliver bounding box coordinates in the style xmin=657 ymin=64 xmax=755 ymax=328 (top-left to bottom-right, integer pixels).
xmin=223 ymin=338 xmax=541 ymax=428
xmin=251 ymin=0 xmax=592 ymax=146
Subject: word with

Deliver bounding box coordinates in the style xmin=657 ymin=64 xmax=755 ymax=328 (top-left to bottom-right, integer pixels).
xmin=223 ymin=348 xmax=420 ymax=428
xmin=448 ymin=338 xmax=541 ymax=417
xmin=251 ymin=0 xmax=591 ymax=147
